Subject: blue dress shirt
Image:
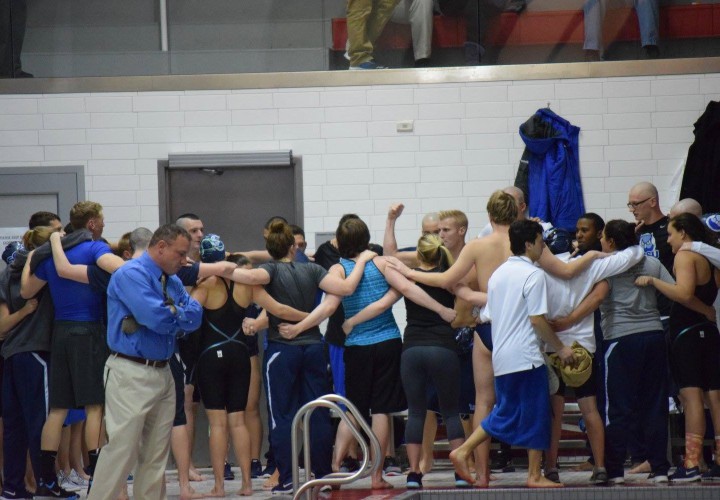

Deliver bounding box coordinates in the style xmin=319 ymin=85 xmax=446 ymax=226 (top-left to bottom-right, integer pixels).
xmin=107 ymin=252 xmax=202 ymax=361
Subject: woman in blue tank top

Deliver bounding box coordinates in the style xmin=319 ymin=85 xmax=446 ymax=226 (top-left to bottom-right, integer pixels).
xmin=279 ymin=218 xmax=456 ymax=489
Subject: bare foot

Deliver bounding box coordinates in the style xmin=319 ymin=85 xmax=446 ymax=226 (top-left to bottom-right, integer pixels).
xmin=370 ymin=479 xmax=394 ymax=490
xmin=528 ymin=476 xmax=564 ymax=488
xmin=449 ymin=449 xmax=474 ymax=485
xmin=629 ymin=461 xmax=650 ymax=474
xmin=237 ymin=485 xmax=253 ymax=496
xmin=474 ymin=473 xmax=489 ymax=488
xmin=189 ymin=467 xmax=206 ymax=482
xmin=179 ymin=484 xmax=205 ymax=500
xmin=571 ymin=461 xmax=594 ymax=472
xmin=262 ymin=470 xmax=279 ymax=490
xmin=203 ymin=486 xmax=225 ymax=498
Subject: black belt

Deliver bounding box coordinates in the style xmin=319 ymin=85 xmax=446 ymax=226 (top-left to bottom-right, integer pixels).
xmin=112 ymin=351 xmax=169 ymax=368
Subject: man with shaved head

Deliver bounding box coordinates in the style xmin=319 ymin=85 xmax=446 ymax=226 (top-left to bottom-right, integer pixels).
xmin=669 ymin=198 xmax=703 ymax=219
xmin=626 ymin=181 xmax=674 ymax=474
xmin=627 ymin=182 xmax=673 ymax=284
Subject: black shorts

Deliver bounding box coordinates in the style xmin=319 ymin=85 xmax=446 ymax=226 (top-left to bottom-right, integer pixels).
xmin=197 ymin=344 xmax=251 ymax=413
xmin=169 ymin=354 xmax=187 ymax=427
xmin=50 ymin=321 xmax=109 ymax=408
xmin=671 ymin=324 xmax=720 ymax=391
xmin=344 ymin=338 xmax=406 ymax=419
xmin=553 ymin=353 xmax=598 ymax=400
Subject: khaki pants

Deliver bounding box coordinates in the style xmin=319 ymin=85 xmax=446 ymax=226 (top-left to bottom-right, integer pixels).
xmin=347 ymin=0 xmax=402 ymax=66
xmin=88 ymin=355 xmax=175 ymax=500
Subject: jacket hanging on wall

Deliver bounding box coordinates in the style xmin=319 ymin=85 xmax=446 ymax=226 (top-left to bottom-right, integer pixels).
xmin=514 ymin=108 xmax=585 ymax=232
xmin=680 ymin=101 xmax=720 ymax=214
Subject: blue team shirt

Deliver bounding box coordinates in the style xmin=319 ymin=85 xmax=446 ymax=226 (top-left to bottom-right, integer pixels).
xmin=35 ymin=240 xmax=112 ymax=321
xmin=106 ymin=252 xmax=202 ymax=361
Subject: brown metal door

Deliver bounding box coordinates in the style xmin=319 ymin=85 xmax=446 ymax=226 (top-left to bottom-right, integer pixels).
xmin=159 ymin=152 xmax=303 ymax=252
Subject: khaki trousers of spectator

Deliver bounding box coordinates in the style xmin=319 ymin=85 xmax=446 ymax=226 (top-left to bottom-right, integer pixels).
xmin=347 ymin=0 xmax=402 ymax=66
xmin=88 ymin=355 xmax=175 ymax=500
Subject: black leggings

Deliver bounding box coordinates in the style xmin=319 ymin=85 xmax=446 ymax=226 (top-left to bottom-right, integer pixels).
xmin=401 ymin=345 xmax=463 ymax=444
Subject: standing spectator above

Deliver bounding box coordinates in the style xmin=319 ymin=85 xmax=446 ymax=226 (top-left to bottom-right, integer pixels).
xmin=583 ymin=0 xmax=659 ymax=60
xmin=390 ymin=0 xmax=434 ymax=66
xmin=347 ymin=0 xmax=401 ymax=69
xmin=0 ymin=0 xmax=31 ymax=78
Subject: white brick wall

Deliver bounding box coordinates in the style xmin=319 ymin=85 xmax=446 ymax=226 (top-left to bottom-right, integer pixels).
xmin=0 ymin=73 xmax=713 ymax=247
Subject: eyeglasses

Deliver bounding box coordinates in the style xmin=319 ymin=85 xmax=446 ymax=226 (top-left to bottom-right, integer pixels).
xmin=627 ymin=197 xmax=652 ymax=209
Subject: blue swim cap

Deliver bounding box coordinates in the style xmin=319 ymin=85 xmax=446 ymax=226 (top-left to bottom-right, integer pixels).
xmin=702 ymin=213 xmax=720 ymax=233
xmin=200 ymin=234 xmax=225 ymax=263
xmin=2 ymin=241 xmax=24 ymax=265
xmin=543 ymin=227 xmax=573 ymax=255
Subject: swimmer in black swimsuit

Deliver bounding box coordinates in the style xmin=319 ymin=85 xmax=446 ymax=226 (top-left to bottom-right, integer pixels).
xmin=191 ymin=235 xmax=308 ymax=497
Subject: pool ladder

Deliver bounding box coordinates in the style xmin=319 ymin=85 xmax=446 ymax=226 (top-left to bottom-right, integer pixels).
xmin=291 ymin=394 xmax=381 ymax=500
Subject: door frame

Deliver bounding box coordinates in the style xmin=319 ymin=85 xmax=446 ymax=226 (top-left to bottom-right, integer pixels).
xmin=0 ymin=165 xmax=85 ymax=220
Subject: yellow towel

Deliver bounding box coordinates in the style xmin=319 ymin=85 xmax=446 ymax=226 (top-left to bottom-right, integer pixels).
xmin=549 ymin=341 xmax=592 ymax=388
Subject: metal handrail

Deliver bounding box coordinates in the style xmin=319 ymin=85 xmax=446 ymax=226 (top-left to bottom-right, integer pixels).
xmin=291 ymin=394 xmax=381 ymax=500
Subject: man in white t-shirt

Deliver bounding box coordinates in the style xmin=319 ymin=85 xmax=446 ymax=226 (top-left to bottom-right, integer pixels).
xmin=449 ymin=219 xmax=575 ymax=488
xmin=542 ymin=243 xmax=644 ymax=484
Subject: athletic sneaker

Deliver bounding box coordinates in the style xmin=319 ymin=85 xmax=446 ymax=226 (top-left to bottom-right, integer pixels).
xmin=406 ymin=472 xmax=423 ymax=489
xmin=490 ymin=460 xmax=515 ymax=473
xmin=58 ymin=471 xmax=75 ymax=492
xmin=383 ymin=457 xmax=402 ymax=476
xmin=58 ymin=471 xmax=81 ymax=492
xmin=271 ymin=482 xmax=293 ymax=495
xmin=34 ymin=480 xmax=80 ymax=499
xmin=701 ymin=463 xmax=720 ymax=481
xmin=0 ymin=489 xmax=35 ymax=499
xmin=224 ymin=462 xmax=235 ymax=480
xmin=490 ymin=452 xmax=515 ymax=473
xmin=670 ymin=465 xmax=701 ymax=482
xmin=590 ymin=467 xmax=608 ymax=485
xmin=67 ymin=470 xmax=89 ymax=489
xmin=262 ymin=461 xmax=276 ymax=478
xmin=251 ymin=459 xmax=263 ymax=478
xmin=349 ymin=61 xmax=387 ymax=70
xmin=653 ymin=474 xmax=669 ymax=483
xmin=339 ymin=457 xmax=360 ymax=473
xmin=608 ymin=476 xmax=625 ymax=485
